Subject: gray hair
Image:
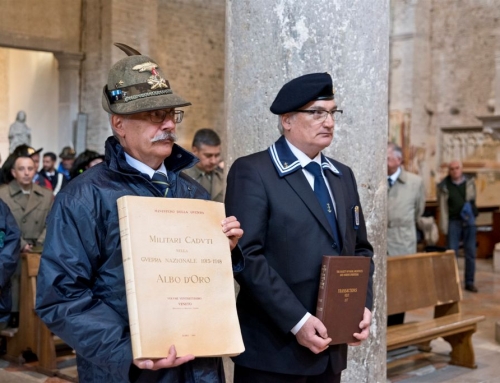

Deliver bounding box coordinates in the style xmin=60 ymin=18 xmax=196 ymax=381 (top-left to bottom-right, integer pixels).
xmin=277 ymin=118 xmax=284 ymax=134
xmin=387 ymin=142 xmax=403 ymax=160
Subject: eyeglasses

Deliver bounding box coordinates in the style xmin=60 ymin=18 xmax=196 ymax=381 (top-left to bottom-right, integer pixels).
xmin=147 ymin=109 xmax=184 ymax=124
xmin=294 ymin=109 xmax=343 ymax=122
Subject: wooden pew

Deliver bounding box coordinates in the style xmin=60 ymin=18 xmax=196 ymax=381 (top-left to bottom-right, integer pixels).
xmin=387 ymin=250 xmax=485 ymax=368
xmin=1 ymin=253 xmax=71 ymax=375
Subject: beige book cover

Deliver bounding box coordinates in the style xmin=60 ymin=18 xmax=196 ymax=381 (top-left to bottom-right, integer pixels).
xmin=117 ymin=196 xmax=244 ymax=359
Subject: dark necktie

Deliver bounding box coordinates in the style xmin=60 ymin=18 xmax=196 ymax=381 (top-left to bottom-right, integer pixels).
xmin=388 ymin=178 xmax=394 ymax=188
xmin=304 ymin=162 xmax=342 ymax=250
xmin=151 ymin=171 xmax=171 ymax=197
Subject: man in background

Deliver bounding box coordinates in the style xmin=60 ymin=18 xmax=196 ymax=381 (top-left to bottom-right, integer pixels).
xmin=0 ymin=154 xmax=53 ymax=327
xmin=184 ymin=128 xmax=225 ymax=202
xmin=437 ymin=160 xmax=478 ymax=292
xmin=58 ymin=146 xmax=76 ymax=180
xmin=386 ymin=142 xmax=425 ymax=325
xmin=37 ymin=152 xmax=68 ymax=195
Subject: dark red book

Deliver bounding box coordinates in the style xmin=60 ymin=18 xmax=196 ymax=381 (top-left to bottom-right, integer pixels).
xmin=316 ymin=255 xmax=370 ymax=345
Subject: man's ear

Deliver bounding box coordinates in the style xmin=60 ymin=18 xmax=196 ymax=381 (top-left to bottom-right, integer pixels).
xmin=191 ymin=146 xmax=199 ymax=156
xmin=112 ymin=114 xmax=126 ymax=138
xmin=281 ymin=114 xmax=293 ymax=131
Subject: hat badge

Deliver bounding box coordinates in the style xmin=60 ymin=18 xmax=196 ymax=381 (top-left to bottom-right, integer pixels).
xmin=133 ymin=62 xmax=169 ymax=90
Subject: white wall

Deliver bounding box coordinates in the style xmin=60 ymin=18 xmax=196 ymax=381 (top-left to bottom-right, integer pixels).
xmin=5 ymin=48 xmax=59 ymax=170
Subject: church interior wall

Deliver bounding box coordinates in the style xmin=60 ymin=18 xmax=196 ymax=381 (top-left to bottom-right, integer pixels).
xmin=390 ymin=0 xmax=500 ymax=202
xmin=0 ymin=48 xmax=59 ymax=162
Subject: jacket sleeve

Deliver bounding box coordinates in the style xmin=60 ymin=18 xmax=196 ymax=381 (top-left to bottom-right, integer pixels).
xmin=0 ymin=201 xmax=21 ymax=288
xmin=35 ymin=193 xmax=133 ymax=381
xmin=416 ymin=177 xmax=426 ymax=222
xmin=225 ymin=158 xmax=309 ymax=334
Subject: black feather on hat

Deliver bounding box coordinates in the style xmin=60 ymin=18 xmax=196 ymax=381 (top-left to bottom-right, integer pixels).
xmin=102 ymin=43 xmax=191 ymax=115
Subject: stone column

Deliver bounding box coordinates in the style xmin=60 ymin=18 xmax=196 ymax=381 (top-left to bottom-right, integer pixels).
xmin=54 ymin=52 xmax=84 ymax=150
xmin=493 ymin=29 xmax=500 ymax=112
xmin=225 ymin=1 xmax=389 ymax=382
xmin=80 ymin=0 xmax=158 ymax=152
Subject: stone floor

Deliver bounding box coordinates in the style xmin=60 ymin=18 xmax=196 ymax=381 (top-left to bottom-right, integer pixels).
xmin=0 ymin=257 xmax=498 ymax=383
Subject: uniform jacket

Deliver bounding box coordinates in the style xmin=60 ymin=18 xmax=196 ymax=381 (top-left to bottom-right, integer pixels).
xmin=225 ymin=136 xmax=374 ymax=376
xmin=437 ymin=176 xmax=477 ymax=235
xmin=0 ymin=181 xmax=53 ymax=249
xmin=35 ymin=137 xmax=243 ymax=383
xmin=0 ymin=200 xmax=21 ymax=323
xmin=183 ymin=166 xmax=225 ymax=202
xmin=387 ymin=169 xmax=425 ymax=255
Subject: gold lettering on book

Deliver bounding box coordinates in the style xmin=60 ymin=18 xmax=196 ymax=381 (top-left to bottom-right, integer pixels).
xmin=337 ymin=288 xmax=358 ymax=293
xmin=157 ymin=275 xmax=211 ymax=284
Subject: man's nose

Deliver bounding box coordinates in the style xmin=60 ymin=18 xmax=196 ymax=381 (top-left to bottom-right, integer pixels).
xmin=323 ymin=113 xmax=335 ymax=127
xmin=160 ymin=119 xmax=175 ymax=130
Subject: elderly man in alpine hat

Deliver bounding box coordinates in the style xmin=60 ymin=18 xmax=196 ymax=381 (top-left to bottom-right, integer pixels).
xmin=36 ymin=43 xmax=243 ymax=383
xmin=225 ymin=73 xmax=374 ymax=383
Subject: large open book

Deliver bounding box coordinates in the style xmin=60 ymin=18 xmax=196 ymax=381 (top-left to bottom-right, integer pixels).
xmin=117 ymin=196 xmax=244 ymax=359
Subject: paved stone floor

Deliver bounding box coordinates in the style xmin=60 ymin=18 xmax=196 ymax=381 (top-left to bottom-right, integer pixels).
xmin=0 ymin=257 xmax=498 ymax=382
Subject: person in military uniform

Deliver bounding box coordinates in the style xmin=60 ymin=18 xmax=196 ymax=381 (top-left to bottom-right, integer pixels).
xmin=57 ymin=146 xmax=76 ymax=180
xmin=0 ymin=144 xmax=42 ymax=185
xmin=183 ymin=129 xmax=225 ymax=202
xmin=225 ymin=73 xmax=374 ymax=383
xmin=0 ymin=153 xmax=53 ymax=327
xmin=35 ymin=43 xmax=243 ymax=383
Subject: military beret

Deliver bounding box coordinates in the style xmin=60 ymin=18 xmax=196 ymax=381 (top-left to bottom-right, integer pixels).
xmin=270 ymin=72 xmax=334 ymax=115
xmin=102 ymin=44 xmax=191 ymax=115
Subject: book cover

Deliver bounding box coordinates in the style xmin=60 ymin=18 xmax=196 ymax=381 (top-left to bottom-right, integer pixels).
xmin=316 ymin=255 xmax=370 ymax=345
xmin=117 ymin=196 xmax=244 ymax=359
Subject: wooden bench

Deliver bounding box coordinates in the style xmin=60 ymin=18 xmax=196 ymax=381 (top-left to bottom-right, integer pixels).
xmin=387 ymin=250 xmax=485 ymax=368
xmin=1 ymin=253 xmax=75 ymax=378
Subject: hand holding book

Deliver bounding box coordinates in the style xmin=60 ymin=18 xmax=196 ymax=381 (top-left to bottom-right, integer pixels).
xmin=295 ymin=316 xmax=332 ymax=354
xmin=348 ymin=307 xmax=372 ymax=346
xmin=133 ymin=345 xmax=194 ymax=370
xmin=221 ymin=216 xmax=243 ymax=251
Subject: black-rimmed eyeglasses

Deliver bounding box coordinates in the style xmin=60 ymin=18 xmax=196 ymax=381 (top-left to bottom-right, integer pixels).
xmin=294 ymin=109 xmax=343 ymax=122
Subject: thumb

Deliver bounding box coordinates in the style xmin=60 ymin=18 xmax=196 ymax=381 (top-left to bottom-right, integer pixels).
xmin=314 ymin=319 xmax=329 ymax=339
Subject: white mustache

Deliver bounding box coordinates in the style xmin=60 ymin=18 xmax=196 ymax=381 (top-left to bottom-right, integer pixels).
xmin=151 ymin=132 xmax=177 ymax=143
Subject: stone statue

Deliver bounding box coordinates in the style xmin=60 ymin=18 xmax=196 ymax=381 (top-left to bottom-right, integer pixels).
xmin=8 ymin=111 xmax=31 ymax=154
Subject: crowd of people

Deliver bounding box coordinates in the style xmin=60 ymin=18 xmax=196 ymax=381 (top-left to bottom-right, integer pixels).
xmin=0 ymin=41 xmax=480 ymax=383
xmin=0 ymin=144 xmax=105 ymax=331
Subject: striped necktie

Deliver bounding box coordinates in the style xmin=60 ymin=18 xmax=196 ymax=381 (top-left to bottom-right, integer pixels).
xmin=151 ymin=171 xmax=170 ymax=197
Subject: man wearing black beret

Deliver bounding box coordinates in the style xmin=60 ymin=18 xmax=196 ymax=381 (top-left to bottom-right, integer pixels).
xmin=226 ymin=73 xmax=374 ymax=382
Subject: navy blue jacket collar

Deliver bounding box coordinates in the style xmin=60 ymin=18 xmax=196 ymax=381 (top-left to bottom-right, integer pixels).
xmin=268 ymin=135 xmax=342 ymax=178
xmin=104 ymin=136 xmax=198 ymax=176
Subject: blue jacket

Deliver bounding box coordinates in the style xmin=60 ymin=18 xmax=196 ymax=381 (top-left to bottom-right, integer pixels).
xmin=0 ymin=199 xmax=21 ymax=323
xmin=36 ymin=137 xmax=242 ymax=382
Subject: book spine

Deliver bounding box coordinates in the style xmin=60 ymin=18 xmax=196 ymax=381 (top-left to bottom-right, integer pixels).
xmin=316 ymin=257 xmax=329 ymax=321
xmin=117 ymin=197 xmax=141 ymax=358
